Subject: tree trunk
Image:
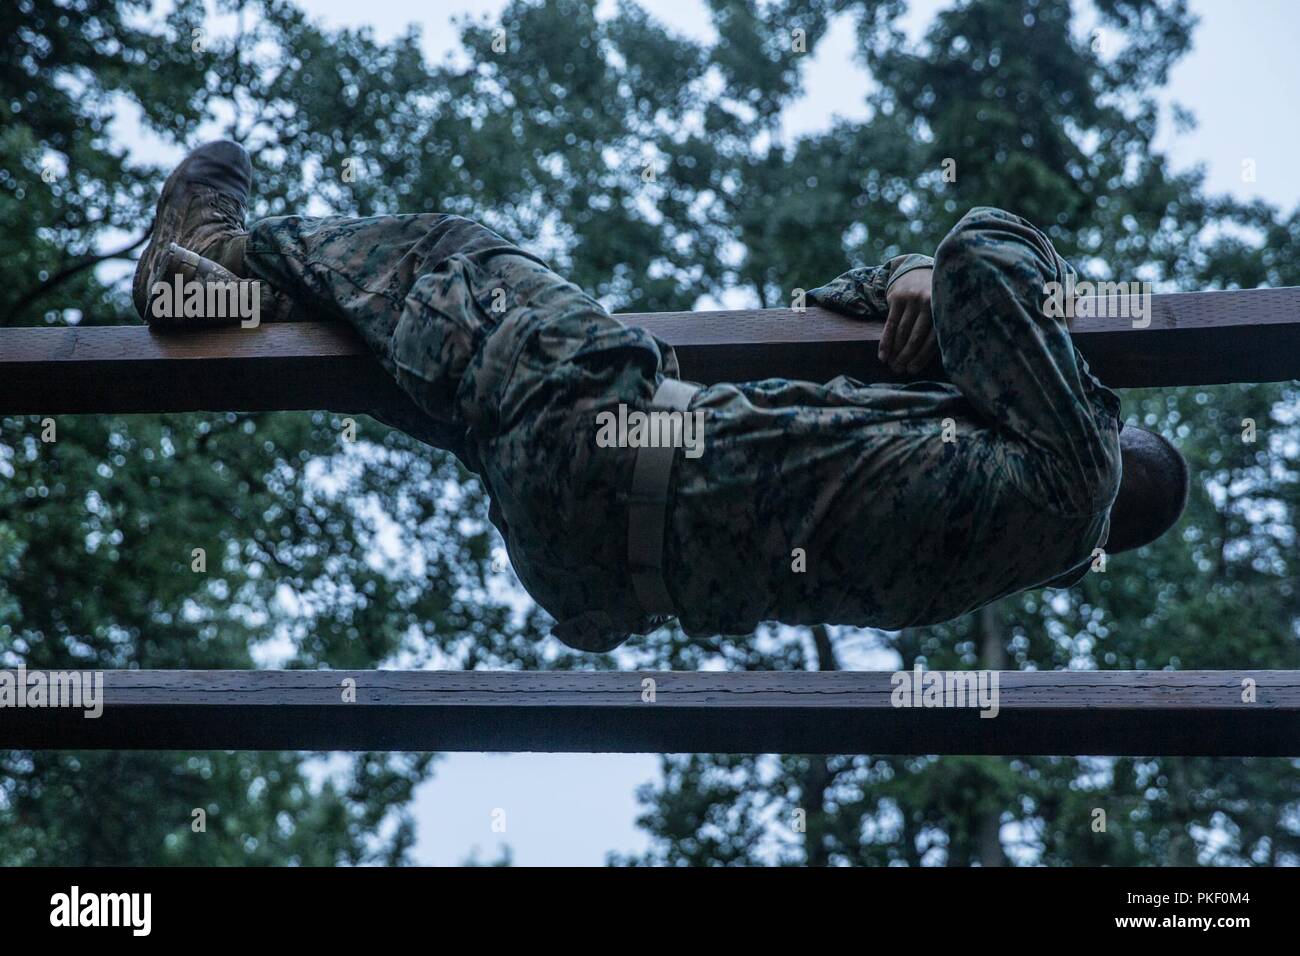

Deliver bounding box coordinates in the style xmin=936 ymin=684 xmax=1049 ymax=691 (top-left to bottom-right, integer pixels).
xmin=802 ymin=625 xmax=837 ymax=867
xmin=976 ymin=603 xmax=1008 ymax=867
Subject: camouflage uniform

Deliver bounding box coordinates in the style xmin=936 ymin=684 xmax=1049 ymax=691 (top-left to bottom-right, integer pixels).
xmin=244 ymin=205 xmax=1122 ymax=652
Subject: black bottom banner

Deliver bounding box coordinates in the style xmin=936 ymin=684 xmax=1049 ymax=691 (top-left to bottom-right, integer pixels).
xmin=0 ymin=864 xmax=1281 ymax=941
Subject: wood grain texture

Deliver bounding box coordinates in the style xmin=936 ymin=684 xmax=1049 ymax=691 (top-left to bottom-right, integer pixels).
xmin=3 ymin=669 xmax=1296 ymax=755
xmin=2 ymin=286 xmax=1298 ymax=415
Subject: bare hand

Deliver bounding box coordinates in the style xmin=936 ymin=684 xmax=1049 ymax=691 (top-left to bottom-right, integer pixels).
xmin=880 ymin=267 xmax=937 ymax=375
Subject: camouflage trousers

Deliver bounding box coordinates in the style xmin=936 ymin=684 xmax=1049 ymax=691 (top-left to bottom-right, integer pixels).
xmin=245 ymin=207 xmax=1122 ymax=652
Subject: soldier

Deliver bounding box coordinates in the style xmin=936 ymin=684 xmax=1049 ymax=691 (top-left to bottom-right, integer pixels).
xmin=135 ymin=141 xmax=1188 ymax=652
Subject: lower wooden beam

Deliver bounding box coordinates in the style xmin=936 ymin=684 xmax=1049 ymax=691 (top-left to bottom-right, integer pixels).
xmin=2 ymin=286 xmax=1298 ymax=416
xmin=2 ymin=669 xmax=1296 ymax=755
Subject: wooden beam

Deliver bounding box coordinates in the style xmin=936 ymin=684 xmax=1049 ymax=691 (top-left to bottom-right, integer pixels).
xmin=3 ymin=669 xmax=1297 ymax=755
xmin=2 ymin=287 xmax=1297 ymax=416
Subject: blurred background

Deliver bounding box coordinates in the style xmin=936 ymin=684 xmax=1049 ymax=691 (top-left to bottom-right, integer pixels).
xmin=2 ymin=0 xmax=1298 ymax=866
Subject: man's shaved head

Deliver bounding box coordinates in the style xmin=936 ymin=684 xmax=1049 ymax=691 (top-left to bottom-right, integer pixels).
xmin=1105 ymin=425 xmax=1189 ymax=554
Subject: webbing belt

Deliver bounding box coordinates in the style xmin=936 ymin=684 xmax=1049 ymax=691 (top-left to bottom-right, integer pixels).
xmin=627 ymin=377 xmax=701 ymax=617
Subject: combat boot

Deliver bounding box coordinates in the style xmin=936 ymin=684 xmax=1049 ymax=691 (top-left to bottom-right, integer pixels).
xmin=133 ymin=140 xmax=286 ymax=327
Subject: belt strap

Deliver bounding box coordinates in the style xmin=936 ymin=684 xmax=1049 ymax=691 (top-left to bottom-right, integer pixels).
xmin=628 ymin=377 xmax=701 ymax=616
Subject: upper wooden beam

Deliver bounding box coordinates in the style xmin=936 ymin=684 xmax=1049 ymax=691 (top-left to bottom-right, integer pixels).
xmin=1 ymin=287 xmax=1297 ymax=416
xmin=2 ymin=669 xmax=1298 ymax=755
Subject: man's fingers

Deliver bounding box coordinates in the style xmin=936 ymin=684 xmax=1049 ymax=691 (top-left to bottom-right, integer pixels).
xmin=879 ymin=298 xmax=904 ymax=361
xmin=888 ymin=304 xmax=919 ymax=371
xmin=895 ymin=306 xmax=931 ymax=372
xmin=910 ymin=328 xmax=939 ymax=374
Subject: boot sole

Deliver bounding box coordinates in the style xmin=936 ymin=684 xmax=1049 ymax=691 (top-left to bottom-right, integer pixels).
xmin=132 ymin=159 xmax=193 ymax=320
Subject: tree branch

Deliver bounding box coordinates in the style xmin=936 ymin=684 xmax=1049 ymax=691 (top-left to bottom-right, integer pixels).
xmin=6 ymin=230 xmax=150 ymax=323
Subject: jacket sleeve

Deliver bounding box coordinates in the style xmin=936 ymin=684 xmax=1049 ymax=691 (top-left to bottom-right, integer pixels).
xmin=805 ymin=254 xmax=935 ymax=321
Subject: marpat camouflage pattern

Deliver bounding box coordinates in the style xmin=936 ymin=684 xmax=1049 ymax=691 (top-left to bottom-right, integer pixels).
xmin=243 ymin=205 xmax=1122 ymax=652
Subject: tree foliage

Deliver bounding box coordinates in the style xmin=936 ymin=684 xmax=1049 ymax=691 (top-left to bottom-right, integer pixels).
xmin=3 ymin=0 xmax=1297 ymax=865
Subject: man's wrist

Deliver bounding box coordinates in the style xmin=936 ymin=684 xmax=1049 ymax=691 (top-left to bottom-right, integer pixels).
xmin=885 ymin=255 xmax=936 ymax=292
